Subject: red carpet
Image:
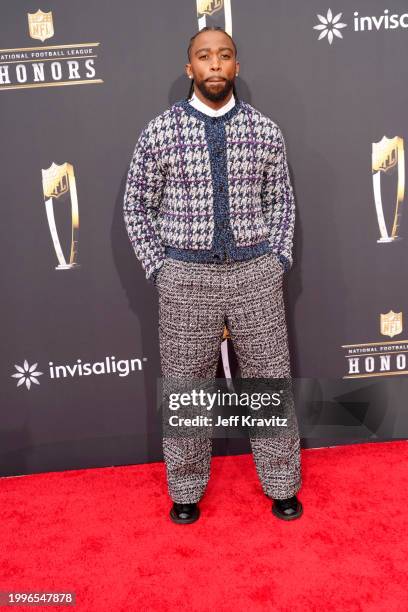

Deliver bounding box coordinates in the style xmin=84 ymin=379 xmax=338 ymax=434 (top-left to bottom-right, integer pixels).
xmin=1 ymin=441 xmax=407 ymax=611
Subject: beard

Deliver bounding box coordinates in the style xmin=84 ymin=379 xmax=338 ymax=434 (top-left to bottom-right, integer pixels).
xmin=195 ymin=77 xmax=234 ymax=102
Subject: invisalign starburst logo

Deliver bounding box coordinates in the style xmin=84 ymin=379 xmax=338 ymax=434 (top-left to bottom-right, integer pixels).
xmin=11 ymin=360 xmax=43 ymax=390
xmin=313 ymin=9 xmax=347 ymax=45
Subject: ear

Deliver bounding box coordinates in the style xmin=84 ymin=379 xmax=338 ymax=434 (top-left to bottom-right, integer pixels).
xmin=235 ymin=60 xmax=240 ymax=76
xmin=185 ymin=63 xmax=192 ymax=79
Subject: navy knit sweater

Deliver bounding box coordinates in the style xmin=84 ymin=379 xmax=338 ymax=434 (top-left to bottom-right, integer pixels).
xmin=123 ymin=96 xmax=295 ymax=284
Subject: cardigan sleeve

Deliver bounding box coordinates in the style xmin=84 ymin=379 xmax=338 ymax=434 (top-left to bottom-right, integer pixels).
xmin=123 ymin=127 xmax=166 ymax=283
xmin=261 ymin=125 xmax=296 ymax=272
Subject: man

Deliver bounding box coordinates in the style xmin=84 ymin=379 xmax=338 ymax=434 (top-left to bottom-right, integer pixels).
xmin=123 ymin=26 xmax=303 ymax=524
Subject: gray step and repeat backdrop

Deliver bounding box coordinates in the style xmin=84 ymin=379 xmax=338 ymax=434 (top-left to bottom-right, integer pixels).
xmin=1 ymin=0 xmax=408 ymax=476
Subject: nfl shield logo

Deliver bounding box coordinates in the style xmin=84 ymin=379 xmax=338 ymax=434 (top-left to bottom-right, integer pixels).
xmin=197 ymin=0 xmax=223 ymax=17
xmin=28 ymin=10 xmax=54 ymax=42
xmin=42 ymin=162 xmax=69 ymax=199
xmin=372 ymin=136 xmax=399 ymax=174
xmin=380 ymin=311 xmax=403 ymax=338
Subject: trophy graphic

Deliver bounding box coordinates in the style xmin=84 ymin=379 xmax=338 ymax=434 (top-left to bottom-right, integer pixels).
xmin=28 ymin=9 xmax=54 ymax=42
xmin=221 ymin=324 xmax=238 ymax=391
xmin=221 ymin=325 xmax=232 ymax=378
xmin=372 ymin=136 xmax=405 ymax=243
xmin=196 ymin=0 xmax=232 ymax=36
xmin=41 ymin=162 xmax=80 ymax=270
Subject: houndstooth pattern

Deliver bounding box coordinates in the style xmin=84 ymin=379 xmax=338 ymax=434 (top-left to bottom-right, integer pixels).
xmin=157 ymin=252 xmax=302 ymax=503
xmin=123 ymin=99 xmax=295 ymax=281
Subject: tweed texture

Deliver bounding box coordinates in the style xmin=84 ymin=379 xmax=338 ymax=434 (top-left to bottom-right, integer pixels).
xmin=157 ymin=253 xmax=301 ymax=503
xmin=123 ymin=98 xmax=295 ymax=282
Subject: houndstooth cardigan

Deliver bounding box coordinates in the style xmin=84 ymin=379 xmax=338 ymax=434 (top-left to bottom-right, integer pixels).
xmin=123 ymin=97 xmax=295 ymax=283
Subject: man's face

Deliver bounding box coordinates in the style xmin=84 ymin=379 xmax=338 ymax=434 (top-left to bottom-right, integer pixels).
xmin=186 ymin=30 xmax=239 ymax=102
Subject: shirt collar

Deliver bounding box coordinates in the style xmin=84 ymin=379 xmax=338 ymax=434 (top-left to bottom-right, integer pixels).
xmin=189 ymin=90 xmax=235 ymax=117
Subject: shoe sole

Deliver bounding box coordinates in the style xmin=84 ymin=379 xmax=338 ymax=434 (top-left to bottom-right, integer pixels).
xmin=272 ymin=501 xmax=303 ymax=521
xmin=169 ymin=507 xmax=200 ymax=525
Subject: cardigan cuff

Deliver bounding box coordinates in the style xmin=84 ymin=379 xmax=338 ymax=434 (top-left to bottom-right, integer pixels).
xmin=147 ymin=259 xmax=166 ymax=285
xmin=278 ymin=254 xmax=291 ymax=272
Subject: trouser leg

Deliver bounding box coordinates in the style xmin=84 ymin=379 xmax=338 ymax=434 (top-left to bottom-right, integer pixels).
xmin=225 ymin=253 xmax=302 ymax=499
xmin=156 ymin=259 xmax=225 ymax=504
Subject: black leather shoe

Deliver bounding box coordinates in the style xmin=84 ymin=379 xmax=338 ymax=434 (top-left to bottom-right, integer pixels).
xmin=272 ymin=495 xmax=303 ymax=521
xmin=169 ymin=502 xmax=200 ymax=525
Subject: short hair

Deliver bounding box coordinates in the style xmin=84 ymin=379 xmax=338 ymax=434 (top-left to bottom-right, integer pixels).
xmin=187 ymin=26 xmax=238 ymax=61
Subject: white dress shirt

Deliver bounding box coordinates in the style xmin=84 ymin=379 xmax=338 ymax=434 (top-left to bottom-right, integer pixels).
xmin=189 ymin=90 xmax=235 ymax=117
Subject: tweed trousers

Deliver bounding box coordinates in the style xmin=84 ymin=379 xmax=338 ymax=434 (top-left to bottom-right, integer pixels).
xmin=156 ymin=251 xmax=302 ymax=503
